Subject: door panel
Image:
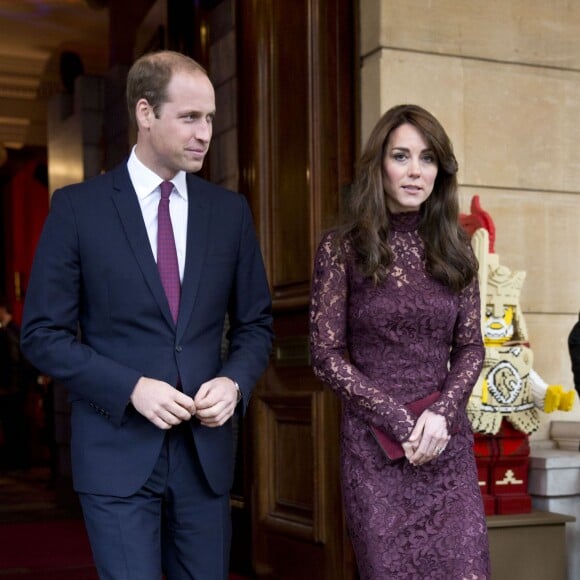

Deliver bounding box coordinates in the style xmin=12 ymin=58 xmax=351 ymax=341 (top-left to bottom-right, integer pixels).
xmin=237 ymin=1 xmax=356 ymax=577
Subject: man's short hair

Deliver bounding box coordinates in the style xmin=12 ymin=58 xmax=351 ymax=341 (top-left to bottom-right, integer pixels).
xmin=126 ymin=50 xmax=208 ymax=128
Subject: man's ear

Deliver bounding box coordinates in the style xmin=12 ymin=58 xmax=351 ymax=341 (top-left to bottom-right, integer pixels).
xmin=135 ymin=98 xmax=153 ymax=129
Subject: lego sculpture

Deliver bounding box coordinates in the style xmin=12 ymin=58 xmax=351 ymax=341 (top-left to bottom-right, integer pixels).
xmin=460 ymin=196 xmax=574 ymax=515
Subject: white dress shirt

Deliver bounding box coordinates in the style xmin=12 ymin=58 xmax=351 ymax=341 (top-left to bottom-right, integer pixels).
xmin=127 ymin=147 xmax=188 ymax=282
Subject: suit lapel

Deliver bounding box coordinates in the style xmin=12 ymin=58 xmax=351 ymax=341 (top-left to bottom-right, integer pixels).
xmin=176 ymin=174 xmax=210 ymax=339
xmin=110 ymin=164 xmax=175 ymax=328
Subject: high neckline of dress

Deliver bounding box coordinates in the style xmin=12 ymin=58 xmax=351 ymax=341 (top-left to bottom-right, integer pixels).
xmin=389 ymin=211 xmax=421 ymax=232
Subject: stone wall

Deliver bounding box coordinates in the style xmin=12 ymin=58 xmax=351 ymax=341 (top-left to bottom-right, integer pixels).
xmin=359 ymin=0 xmax=580 ymax=437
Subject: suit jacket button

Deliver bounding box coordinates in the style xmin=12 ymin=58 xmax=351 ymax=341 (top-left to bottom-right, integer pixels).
xmin=176 ymin=345 xmax=183 ymax=352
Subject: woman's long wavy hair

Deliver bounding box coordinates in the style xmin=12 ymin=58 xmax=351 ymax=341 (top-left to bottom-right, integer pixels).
xmin=340 ymin=104 xmax=477 ymax=292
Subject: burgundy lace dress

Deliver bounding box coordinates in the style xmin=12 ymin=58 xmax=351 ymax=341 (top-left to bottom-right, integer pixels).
xmin=310 ymin=212 xmax=490 ymax=579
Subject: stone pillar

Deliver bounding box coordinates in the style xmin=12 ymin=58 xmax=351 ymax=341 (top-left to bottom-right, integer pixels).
xmin=47 ymin=75 xmax=104 ymax=194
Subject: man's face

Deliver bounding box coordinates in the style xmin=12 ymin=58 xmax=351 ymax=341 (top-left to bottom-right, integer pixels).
xmin=136 ymin=70 xmax=216 ymax=179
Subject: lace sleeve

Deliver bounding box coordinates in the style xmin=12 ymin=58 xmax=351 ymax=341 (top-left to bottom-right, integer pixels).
xmin=430 ymin=274 xmax=484 ymax=427
xmin=309 ymin=232 xmax=416 ymax=442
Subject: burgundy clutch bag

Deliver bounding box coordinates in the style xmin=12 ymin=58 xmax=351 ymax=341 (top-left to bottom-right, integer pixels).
xmin=370 ymin=391 xmax=441 ymax=461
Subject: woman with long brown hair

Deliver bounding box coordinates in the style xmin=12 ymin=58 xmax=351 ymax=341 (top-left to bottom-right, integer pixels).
xmin=310 ymin=104 xmax=490 ymax=578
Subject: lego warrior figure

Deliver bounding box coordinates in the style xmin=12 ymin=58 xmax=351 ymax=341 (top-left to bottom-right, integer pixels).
xmin=460 ymin=196 xmax=574 ymax=515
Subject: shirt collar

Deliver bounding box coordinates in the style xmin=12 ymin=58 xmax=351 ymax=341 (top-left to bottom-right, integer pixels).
xmin=127 ymin=146 xmax=188 ymax=201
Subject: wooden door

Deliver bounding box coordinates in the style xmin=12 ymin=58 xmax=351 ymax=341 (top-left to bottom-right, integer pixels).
xmin=237 ymin=1 xmax=357 ymax=577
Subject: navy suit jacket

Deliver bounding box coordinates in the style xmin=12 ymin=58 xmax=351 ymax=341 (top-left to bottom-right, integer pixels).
xmin=21 ymin=163 xmax=273 ymax=497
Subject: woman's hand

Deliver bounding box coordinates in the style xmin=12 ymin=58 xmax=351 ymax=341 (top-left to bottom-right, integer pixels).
xmin=403 ymin=410 xmax=450 ymax=466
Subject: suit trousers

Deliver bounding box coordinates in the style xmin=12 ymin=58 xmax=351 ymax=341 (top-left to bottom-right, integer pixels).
xmin=79 ymin=423 xmax=231 ymax=580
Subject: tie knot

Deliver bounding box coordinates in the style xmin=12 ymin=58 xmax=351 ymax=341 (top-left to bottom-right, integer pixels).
xmin=160 ymin=181 xmax=173 ymax=200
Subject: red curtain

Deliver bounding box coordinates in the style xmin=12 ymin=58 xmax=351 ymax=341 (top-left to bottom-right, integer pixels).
xmin=5 ymin=160 xmax=49 ymax=324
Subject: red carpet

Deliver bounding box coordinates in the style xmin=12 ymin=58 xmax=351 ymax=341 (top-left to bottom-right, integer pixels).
xmin=0 ymin=519 xmax=97 ymax=578
xmin=0 ymin=519 xmax=251 ymax=579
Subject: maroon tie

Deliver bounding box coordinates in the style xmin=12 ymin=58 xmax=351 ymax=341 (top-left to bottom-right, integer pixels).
xmin=157 ymin=181 xmax=180 ymax=323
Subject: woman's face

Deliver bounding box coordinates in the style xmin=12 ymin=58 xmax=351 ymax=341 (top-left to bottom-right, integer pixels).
xmin=381 ymin=123 xmax=438 ymax=213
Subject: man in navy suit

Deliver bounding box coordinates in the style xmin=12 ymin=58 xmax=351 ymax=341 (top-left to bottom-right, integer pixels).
xmin=21 ymin=50 xmax=273 ymax=579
